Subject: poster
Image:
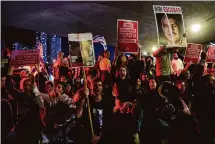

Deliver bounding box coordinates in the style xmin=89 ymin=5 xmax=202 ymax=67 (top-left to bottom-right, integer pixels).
xmin=117 ymin=19 xmax=138 ymax=53
xmin=183 ymin=43 xmax=203 ymax=63
xmin=153 ymin=5 xmax=187 ymax=47
xmin=11 ymin=49 xmax=40 ymax=66
xmin=206 ymin=45 xmax=215 ymax=63
xmin=68 ymin=33 xmax=95 ymax=67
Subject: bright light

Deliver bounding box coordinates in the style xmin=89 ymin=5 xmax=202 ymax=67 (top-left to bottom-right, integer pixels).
xmin=152 ymin=46 xmax=157 ymax=52
xmin=192 ymin=24 xmax=200 ymax=32
xmin=143 ymin=51 xmax=147 ymax=55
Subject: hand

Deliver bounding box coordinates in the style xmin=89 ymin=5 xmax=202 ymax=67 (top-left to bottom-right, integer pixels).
xmin=84 ymin=88 xmax=90 ymax=97
xmin=183 ymin=108 xmax=191 ymax=116
xmin=35 ymin=64 xmax=40 ymax=72
xmin=91 ymin=135 xmax=100 ymax=144
xmin=113 ymin=105 xmax=120 ymax=113
xmin=172 ymin=71 xmax=176 ymax=75
xmin=163 ymin=45 xmax=167 ymax=51
xmin=77 ymin=88 xmax=89 ymax=102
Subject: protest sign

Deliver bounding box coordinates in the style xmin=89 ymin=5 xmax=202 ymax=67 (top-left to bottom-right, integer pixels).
xmin=153 ymin=5 xmax=187 ymax=47
xmin=206 ymin=45 xmax=215 ymax=63
xmin=68 ymin=33 xmax=95 ymax=67
xmin=183 ymin=43 xmax=202 ymax=63
xmin=117 ymin=19 xmax=138 ymax=53
xmin=11 ymin=49 xmax=40 ymax=66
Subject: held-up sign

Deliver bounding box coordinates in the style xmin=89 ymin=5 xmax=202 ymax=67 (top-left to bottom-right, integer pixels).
xmin=117 ymin=19 xmax=138 ymax=53
xmin=184 ymin=44 xmax=203 ymax=63
xmin=206 ymin=45 xmax=215 ymax=63
xmin=68 ymin=33 xmax=95 ymax=67
xmin=11 ymin=49 xmax=40 ymax=66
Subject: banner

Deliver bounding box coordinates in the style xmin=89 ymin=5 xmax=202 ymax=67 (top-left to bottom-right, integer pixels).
xmin=11 ymin=49 xmax=40 ymax=66
xmin=68 ymin=33 xmax=95 ymax=67
xmin=206 ymin=45 xmax=215 ymax=63
xmin=153 ymin=5 xmax=187 ymax=47
xmin=183 ymin=43 xmax=203 ymax=63
xmin=117 ymin=19 xmax=138 ymax=53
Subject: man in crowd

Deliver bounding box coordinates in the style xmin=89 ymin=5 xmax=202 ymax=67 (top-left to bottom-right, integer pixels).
xmin=153 ymin=45 xmax=172 ymax=84
xmin=75 ymin=78 xmax=113 ymax=144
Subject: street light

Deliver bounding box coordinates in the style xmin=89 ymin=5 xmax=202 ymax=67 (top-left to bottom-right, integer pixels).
xmin=152 ymin=46 xmax=157 ymax=52
xmin=192 ymin=24 xmax=201 ymax=32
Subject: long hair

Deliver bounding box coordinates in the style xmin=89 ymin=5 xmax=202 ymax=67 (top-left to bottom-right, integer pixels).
xmin=118 ymin=65 xmax=131 ymax=80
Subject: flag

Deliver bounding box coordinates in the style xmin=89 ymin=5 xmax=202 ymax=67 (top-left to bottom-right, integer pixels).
xmin=93 ymin=35 xmax=107 ymax=50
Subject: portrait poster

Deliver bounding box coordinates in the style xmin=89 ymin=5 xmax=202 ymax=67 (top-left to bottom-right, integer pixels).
xmin=153 ymin=5 xmax=187 ymax=47
xmin=68 ymin=33 xmax=95 ymax=67
xmin=206 ymin=45 xmax=215 ymax=63
xmin=183 ymin=43 xmax=203 ymax=64
xmin=117 ymin=19 xmax=138 ymax=53
xmin=11 ymin=49 xmax=40 ymax=66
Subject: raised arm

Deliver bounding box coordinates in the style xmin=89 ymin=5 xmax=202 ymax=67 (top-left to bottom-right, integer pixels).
xmin=152 ymin=46 xmax=166 ymax=57
xmin=6 ymin=66 xmax=22 ymax=100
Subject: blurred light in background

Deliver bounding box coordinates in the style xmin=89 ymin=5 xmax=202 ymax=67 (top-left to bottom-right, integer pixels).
xmin=192 ymin=24 xmax=201 ymax=32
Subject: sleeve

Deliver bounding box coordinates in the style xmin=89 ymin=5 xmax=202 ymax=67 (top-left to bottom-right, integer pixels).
xmin=61 ymin=95 xmax=76 ymax=109
xmin=33 ymin=86 xmax=49 ymax=107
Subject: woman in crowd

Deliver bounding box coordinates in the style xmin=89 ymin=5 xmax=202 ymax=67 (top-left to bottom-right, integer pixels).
xmin=112 ymin=66 xmax=136 ymax=144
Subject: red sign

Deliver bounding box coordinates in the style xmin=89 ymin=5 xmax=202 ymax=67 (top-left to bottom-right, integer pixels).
xmin=11 ymin=49 xmax=40 ymax=66
xmin=184 ymin=44 xmax=203 ymax=63
xmin=117 ymin=19 xmax=138 ymax=53
xmin=206 ymin=45 xmax=215 ymax=63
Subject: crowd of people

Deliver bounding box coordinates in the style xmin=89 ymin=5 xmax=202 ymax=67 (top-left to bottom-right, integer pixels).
xmin=1 ymin=45 xmax=215 ymax=144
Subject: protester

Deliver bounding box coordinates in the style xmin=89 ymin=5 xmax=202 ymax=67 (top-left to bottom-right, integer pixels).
xmin=75 ymin=78 xmax=113 ymax=144
xmin=171 ymin=53 xmax=184 ymax=77
xmin=153 ymin=45 xmax=173 ymax=84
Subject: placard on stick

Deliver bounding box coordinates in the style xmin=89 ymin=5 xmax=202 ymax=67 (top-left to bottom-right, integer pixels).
xmin=183 ymin=43 xmax=203 ymax=63
xmin=68 ymin=33 xmax=95 ymax=68
xmin=206 ymin=45 xmax=215 ymax=63
xmin=11 ymin=49 xmax=40 ymax=66
xmin=117 ymin=19 xmax=138 ymax=53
